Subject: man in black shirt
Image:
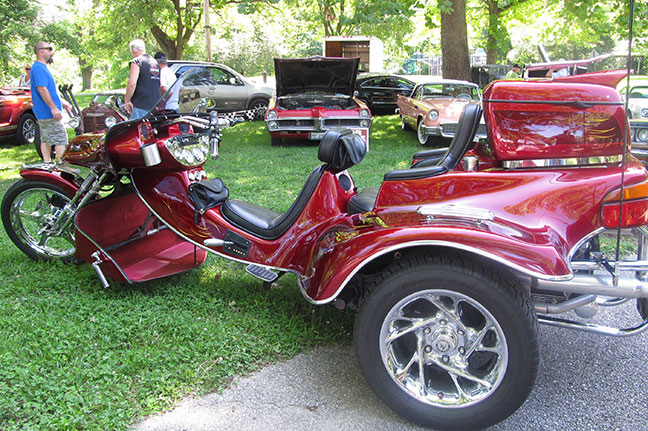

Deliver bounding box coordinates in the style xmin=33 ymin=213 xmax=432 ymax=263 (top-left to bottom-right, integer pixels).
xmin=124 ymin=39 xmax=161 ymax=119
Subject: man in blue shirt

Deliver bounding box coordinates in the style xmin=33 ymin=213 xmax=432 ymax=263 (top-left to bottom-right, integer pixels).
xmin=30 ymin=41 xmax=70 ymax=163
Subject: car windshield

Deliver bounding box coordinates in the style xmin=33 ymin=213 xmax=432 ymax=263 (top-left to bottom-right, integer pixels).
xmin=418 ymin=83 xmax=479 ymax=100
xmin=627 ymin=86 xmax=648 ymax=99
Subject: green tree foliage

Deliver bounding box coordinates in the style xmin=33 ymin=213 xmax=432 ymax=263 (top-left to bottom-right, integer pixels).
xmin=0 ymin=1 xmax=40 ymax=84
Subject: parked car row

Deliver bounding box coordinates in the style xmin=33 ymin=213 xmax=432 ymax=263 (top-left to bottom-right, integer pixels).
xmin=0 ymin=87 xmax=39 ymax=147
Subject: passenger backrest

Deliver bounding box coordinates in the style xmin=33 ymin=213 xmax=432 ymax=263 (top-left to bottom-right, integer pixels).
xmin=318 ymin=129 xmax=367 ymax=172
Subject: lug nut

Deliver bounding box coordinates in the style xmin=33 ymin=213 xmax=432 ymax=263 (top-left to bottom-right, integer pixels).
xmin=424 ymin=345 xmax=432 ymax=353
xmin=440 ymin=319 xmax=447 ymax=325
xmin=459 ymin=347 xmax=465 ymax=355
xmin=458 ymin=329 xmax=464 ymax=336
xmin=438 ymin=392 xmax=444 ymax=399
xmin=442 ymin=355 xmax=449 ymax=363
xmin=424 ymin=327 xmax=431 ymax=334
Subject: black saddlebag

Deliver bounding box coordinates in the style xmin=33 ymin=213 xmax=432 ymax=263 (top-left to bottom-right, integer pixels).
xmin=188 ymin=178 xmax=229 ymax=222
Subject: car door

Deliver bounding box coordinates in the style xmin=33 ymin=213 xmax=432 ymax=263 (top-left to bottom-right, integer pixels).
xmin=398 ymin=85 xmax=420 ymax=122
xmin=384 ymin=77 xmax=415 ymax=105
xmin=206 ymin=66 xmax=248 ymax=111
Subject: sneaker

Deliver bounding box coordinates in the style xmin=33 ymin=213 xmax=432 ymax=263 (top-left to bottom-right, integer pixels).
xmin=55 ymin=161 xmax=80 ymax=174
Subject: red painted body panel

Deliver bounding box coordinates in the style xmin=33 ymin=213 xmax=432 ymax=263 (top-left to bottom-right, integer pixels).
xmin=64 ymin=133 xmax=109 ymax=167
xmin=132 ymin=168 xmax=357 ymax=274
xmin=0 ymin=87 xmax=32 ymax=139
xmin=483 ymin=80 xmax=627 ymax=160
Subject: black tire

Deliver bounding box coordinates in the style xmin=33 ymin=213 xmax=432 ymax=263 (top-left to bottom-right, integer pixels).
xmin=1 ymin=179 xmax=76 ymax=261
xmin=248 ymin=98 xmax=269 ymax=120
xmin=15 ymin=113 xmax=40 ymax=147
xmin=270 ymin=136 xmax=282 ymax=147
xmin=354 ymin=253 xmax=539 ymax=430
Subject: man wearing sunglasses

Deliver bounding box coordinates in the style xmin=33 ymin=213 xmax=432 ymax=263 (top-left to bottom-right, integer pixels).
xmin=30 ymin=41 xmax=70 ymax=163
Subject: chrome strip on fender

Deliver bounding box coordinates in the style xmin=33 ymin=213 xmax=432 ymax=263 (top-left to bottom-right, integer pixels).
xmin=417 ymin=204 xmax=494 ymax=221
xmin=502 ymin=155 xmax=623 ymax=169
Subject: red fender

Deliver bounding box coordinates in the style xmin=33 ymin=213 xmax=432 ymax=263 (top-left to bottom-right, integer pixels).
xmin=19 ymin=168 xmax=80 ymax=197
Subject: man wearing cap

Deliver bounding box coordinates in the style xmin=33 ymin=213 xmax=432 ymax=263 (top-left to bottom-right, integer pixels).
xmin=30 ymin=41 xmax=71 ymax=163
xmin=124 ymin=39 xmax=160 ymax=120
xmin=154 ymin=51 xmax=179 ymax=112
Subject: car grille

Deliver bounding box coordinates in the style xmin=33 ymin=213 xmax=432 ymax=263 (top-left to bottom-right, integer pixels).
xmin=82 ymin=106 xmax=121 ymax=133
xmin=440 ymin=123 xmax=487 ymax=138
xmin=268 ymin=117 xmax=369 ymax=132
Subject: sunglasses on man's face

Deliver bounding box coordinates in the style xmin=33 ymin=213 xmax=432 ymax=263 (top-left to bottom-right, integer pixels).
xmin=38 ymin=47 xmax=53 ymax=51
xmin=25 ymin=68 xmax=31 ymax=71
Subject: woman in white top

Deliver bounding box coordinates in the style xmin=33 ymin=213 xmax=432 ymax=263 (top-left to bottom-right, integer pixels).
xmin=18 ymin=64 xmax=31 ymax=87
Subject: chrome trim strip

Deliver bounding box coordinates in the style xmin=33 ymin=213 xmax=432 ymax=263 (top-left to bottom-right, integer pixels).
xmin=502 ymin=155 xmax=623 ymax=169
xmin=299 ymin=239 xmax=572 ymax=305
xmin=417 ymin=204 xmax=494 ymax=221
xmin=131 ymin=178 xmax=296 ymax=275
xmin=567 ymin=227 xmax=605 ymax=263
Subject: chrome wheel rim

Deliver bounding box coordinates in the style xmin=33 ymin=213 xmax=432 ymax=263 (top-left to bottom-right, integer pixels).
xmin=251 ymin=101 xmax=268 ymax=119
xmin=379 ymin=289 xmax=508 ymax=408
xmin=417 ymin=121 xmax=427 ymax=145
xmin=9 ymin=187 xmax=75 ymax=258
xmin=401 ymin=116 xmax=407 ymax=130
xmin=22 ymin=118 xmax=37 ymax=144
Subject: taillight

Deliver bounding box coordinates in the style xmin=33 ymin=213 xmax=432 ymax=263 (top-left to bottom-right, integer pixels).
xmin=602 ymin=181 xmax=648 ymax=228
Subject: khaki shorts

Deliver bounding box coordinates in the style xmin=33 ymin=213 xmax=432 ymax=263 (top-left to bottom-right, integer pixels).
xmin=38 ymin=118 xmax=68 ymax=147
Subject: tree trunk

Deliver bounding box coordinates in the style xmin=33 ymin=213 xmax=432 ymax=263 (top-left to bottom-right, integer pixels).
xmin=440 ymin=0 xmax=470 ymax=80
xmin=79 ymin=58 xmax=93 ymax=91
xmin=486 ymin=0 xmax=499 ymax=64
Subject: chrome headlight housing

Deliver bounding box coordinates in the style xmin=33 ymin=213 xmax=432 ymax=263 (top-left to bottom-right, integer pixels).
xmin=638 ymin=128 xmax=648 ymax=143
xmin=641 ymin=108 xmax=648 ymax=118
xmin=267 ymin=121 xmax=278 ymax=130
xmin=68 ymin=117 xmax=80 ymax=129
xmin=266 ymin=110 xmax=278 ymax=120
xmin=359 ymin=109 xmax=371 ymax=118
xmin=360 ymin=119 xmax=370 ymax=128
xmin=428 ymin=110 xmax=439 ymax=121
xmin=105 ymin=116 xmax=117 ymax=127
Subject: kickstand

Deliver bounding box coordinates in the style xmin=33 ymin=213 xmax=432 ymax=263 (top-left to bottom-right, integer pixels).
xmin=264 ymin=272 xmax=285 ymax=290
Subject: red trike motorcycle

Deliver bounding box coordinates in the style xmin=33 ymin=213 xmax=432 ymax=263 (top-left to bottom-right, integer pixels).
xmin=3 ymin=68 xmax=648 ymax=430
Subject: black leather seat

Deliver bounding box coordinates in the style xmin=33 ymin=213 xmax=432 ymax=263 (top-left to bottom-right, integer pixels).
xmin=222 ymin=129 xmax=367 ymax=240
xmin=347 ymin=187 xmax=378 ymax=214
xmin=384 ymin=103 xmax=483 ymax=181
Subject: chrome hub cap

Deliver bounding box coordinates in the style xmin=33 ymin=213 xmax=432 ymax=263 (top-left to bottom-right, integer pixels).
xmin=380 ymin=289 xmax=508 ymax=408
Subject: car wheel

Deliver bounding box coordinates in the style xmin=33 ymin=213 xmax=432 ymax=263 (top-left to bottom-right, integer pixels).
xmin=270 ymin=136 xmax=282 ymax=146
xmin=1 ymin=179 xmax=76 ymax=261
xmin=417 ymin=119 xmax=433 ymax=145
xmin=355 ymin=253 xmax=539 ymax=430
xmin=16 ymin=113 xmax=40 ymax=147
xmin=248 ymin=98 xmax=269 ymax=120
xmin=401 ymin=115 xmax=412 ymax=131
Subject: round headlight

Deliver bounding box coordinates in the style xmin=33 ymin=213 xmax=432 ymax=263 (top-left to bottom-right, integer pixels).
xmin=638 ymin=128 xmax=648 ymax=142
xmin=429 ymin=110 xmax=439 ymax=121
xmin=182 ymin=148 xmax=194 ymax=164
xmin=105 ymin=116 xmax=117 ymax=127
xmin=192 ymin=147 xmax=206 ymax=163
xmin=68 ymin=117 xmax=80 ymax=129
xmin=268 ymin=121 xmax=278 ymax=129
xmin=360 ymin=119 xmax=370 ymax=128
xmin=359 ymin=109 xmax=370 ymax=118
xmin=267 ymin=110 xmax=278 ymax=120
xmin=641 ymin=108 xmax=648 ymax=118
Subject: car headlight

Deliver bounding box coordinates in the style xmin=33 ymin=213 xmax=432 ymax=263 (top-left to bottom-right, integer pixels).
xmin=68 ymin=117 xmax=80 ymax=129
xmin=105 ymin=116 xmax=117 ymax=127
xmin=359 ymin=109 xmax=370 ymax=118
xmin=642 ymin=108 xmax=648 ymax=118
xmin=360 ymin=119 xmax=370 ymax=128
xmin=638 ymin=128 xmax=648 ymax=142
xmin=428 ymin=110 xmax=439 ymax=121
xmin=266 ymin=110 xmax=278 ymax=120
xmin=267 ymin=121 xmax=278 ymax=130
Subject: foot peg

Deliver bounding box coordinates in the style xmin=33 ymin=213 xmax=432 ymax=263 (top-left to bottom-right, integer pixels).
xmin=245 ymin=264 xmax=278 ymax=283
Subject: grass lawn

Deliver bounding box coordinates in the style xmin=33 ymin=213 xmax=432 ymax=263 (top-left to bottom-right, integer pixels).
xmin=0 ymin=115 xmax=424 ymax=430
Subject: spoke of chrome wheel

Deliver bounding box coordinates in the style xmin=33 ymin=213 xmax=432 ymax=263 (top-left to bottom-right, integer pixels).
xmin=427 ymin=295 xmax=469 ymax=334
xmin=464 ymin=325 xmax=492 ymax=357
xmin=416 ymin=332 xmax=426 ymax=397
xmin=395 ymin=349 xmax=419 ymax=381
xmin=386 ymin=315 xmax=438 ymax=343
xmin=450 ymin=373 xmax=470 ymax=402
xmin=433 ymin=357 xmax=493 ymax=389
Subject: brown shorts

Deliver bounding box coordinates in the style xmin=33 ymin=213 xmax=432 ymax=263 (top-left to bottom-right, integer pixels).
xmin=38 ymin=118 xmax=68 ymax=147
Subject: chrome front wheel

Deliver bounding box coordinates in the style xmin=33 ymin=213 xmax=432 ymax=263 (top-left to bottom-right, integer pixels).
xmin=1 ymin=180 xmax=76 ymax=260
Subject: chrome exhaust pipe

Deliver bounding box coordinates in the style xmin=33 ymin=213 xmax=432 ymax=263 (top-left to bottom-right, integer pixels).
xmin=534 ymin=273 xmax=648 ymax=299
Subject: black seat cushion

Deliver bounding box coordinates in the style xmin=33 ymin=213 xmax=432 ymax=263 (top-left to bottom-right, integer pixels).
xmin=347 ymin=188 xmax=379 ymax=214
xmin=222 ymin=165 xmax=325 ymax=240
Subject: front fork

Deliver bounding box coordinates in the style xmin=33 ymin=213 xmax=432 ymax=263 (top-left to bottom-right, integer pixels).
xmin=46 ymin=169 xmax=111 ymax=237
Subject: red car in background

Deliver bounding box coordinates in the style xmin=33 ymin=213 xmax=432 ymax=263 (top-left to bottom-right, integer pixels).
xmin=265 ymin=56 xmax=372 ymax=147
xmin=0 ymin=87 xmax=39 ymax=148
